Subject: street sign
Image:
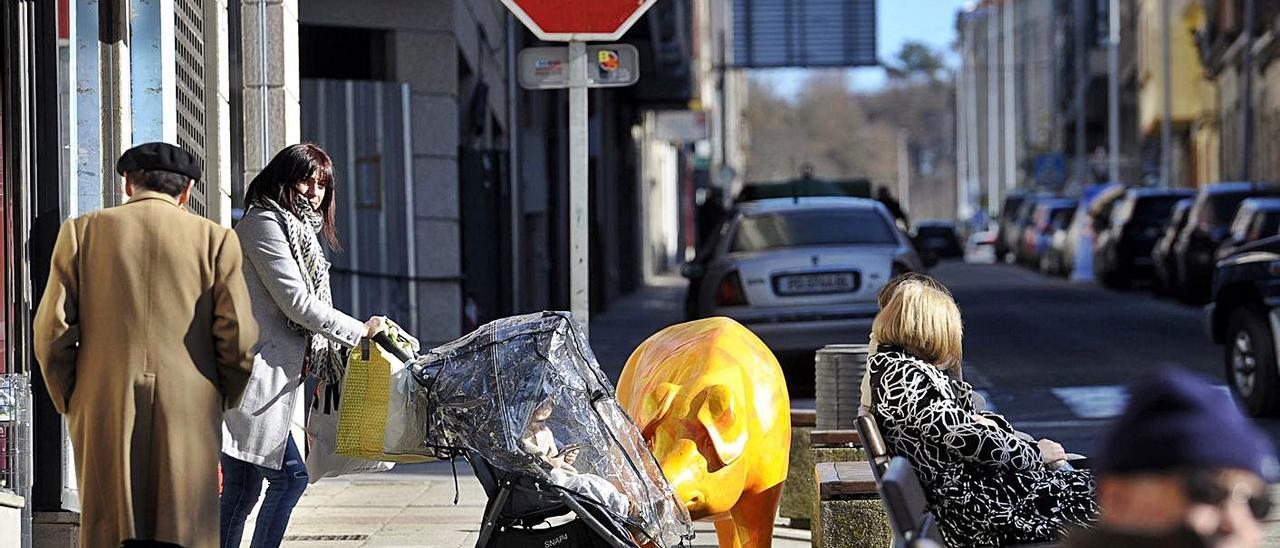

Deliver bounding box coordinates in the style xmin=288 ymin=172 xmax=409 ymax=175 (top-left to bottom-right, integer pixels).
xmin=501 ymin=0 xmax=660 ymax=42
xmin=518 ymin=45 xmax=640 ymax=90
xmin=503 ymin=0 xmax=659 ymax=335
xmin=654 ymin=110 xmax=709 ymax=142
xmin=1034 ymin=153 xmax=1067 ymax=188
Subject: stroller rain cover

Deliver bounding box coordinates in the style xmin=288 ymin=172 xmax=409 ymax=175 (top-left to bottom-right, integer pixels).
xmin=406 ymin=311 xmax=695 ymax=547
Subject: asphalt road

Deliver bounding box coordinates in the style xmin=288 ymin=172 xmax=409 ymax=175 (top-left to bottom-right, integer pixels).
xmin=590 ymin=262 xmax=1280 ymax=455
xmin=930 ymin=260 xmax=1280 ymax=454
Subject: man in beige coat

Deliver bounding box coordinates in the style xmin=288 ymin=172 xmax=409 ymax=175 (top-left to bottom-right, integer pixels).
xmin=34 ymin=142 xmax=258 ymax=548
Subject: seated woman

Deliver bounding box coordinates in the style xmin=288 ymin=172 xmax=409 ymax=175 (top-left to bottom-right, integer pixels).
xmin=865 ymin=274 xmax=1098 ymax=547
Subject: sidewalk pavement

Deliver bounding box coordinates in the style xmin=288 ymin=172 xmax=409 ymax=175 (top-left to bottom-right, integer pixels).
xmin=254 ymin=461 xmax=811 ymax=548
xmin=587 ymin=274 xmax=687 ymax=381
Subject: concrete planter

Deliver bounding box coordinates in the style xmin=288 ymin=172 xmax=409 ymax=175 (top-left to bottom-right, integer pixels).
xmin=780 ymin=410 xmax=817 ymax=526
xmin=781 ymin=424 xmax=867 ymax=529
xmin=813 ymin=498 xmax=893 ymax=548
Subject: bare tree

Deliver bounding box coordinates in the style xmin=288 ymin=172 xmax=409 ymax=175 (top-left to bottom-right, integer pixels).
xmin=742 ymin=42 xmax=958 ymax=220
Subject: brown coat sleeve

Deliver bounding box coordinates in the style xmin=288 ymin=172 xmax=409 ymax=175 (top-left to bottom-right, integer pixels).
xmin=34 ymin=220 xmax=81 ymax=414
xmin=212 ymin=229 xmax=259 ymax=410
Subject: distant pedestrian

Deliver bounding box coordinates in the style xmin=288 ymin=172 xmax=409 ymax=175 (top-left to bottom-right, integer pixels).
xmin=34 ymin=142 xmax=259 ymax=548
xmin=866 ymin=274 xmax=1098 ymax=547
xmin=696 ymin=187 xmax=727 ymax=248
xmin=877 ymin=186 xmax=910 ymax=231
xmin=220 ymin=143 xmax=386 ymax=548
xmin=1067 ymin=368 xmax=1277 ymax=548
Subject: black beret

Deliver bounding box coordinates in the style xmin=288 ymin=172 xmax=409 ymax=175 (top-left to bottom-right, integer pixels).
xmin=1096 ymin=367 xmax=1278 ymax=481
xmin=116 ymin=142 xmax=201 ymax=181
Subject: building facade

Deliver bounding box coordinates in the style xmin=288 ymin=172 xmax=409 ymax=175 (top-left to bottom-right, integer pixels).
xmin=1137 ymin=0 xmax=1216 ymax=188
xmin=1195 ymin=0 xmax=1280 ymax=185
xmin=957 ymin=0 xmax=1139 ymax=218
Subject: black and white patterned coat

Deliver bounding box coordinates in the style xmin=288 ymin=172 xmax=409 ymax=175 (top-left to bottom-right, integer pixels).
xmin=868 ymin=347 xmax=1099 ymax=546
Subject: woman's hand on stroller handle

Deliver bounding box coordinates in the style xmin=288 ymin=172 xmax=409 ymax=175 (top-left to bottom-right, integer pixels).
xmin=363 ymin=316 xmax=388 ymax=338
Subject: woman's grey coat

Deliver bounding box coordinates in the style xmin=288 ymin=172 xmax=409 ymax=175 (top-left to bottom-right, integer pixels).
xmin=222 ymin=207 xmax=365 ymax=469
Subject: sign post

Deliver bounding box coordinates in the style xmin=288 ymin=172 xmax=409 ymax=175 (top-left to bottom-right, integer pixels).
xmin=568 ymin=40 xmax=590 ymax=335
xmin=503 ymin=0 xmax=655 ymax=337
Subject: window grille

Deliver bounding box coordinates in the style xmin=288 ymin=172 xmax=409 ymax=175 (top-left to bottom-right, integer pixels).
xmin=0 ymin=374 xmax=30 ymax=498
xmin=174 ymin=0 xmax=208 ymax=217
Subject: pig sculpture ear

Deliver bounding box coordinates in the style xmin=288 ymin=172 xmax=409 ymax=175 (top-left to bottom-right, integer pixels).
xmin=696 ymin=384 xmax=748 ymax=468
xmin=639 ymin=382 xmax=682 ymax=438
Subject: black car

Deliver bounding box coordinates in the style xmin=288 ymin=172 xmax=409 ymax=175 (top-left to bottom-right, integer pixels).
xmin=912 ymin=220 xmax=964 ymax=259
xmin=1093 ymin=188 xmax=1195 ymax=288
xmin=1216 ymin=198 xmax=1280 ymax=261
xmin=1152 ymin=198 xmax=1194 ymax=295
xmin=1174 ymin=183 xmax=1280 ymax=303
xmin=1206 ymin=234 xmax=1280 ymax=416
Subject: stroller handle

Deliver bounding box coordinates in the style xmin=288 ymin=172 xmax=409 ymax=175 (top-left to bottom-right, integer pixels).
xmin=371 ymin=332 xmax=415 ymax=363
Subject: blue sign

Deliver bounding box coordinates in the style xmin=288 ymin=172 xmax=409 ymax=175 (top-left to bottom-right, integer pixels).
xmin=1034 ymin=153 xmax=1068 ymax=187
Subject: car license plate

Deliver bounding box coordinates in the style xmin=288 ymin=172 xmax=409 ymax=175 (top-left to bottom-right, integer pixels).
xmin=774 ymin=272 xmax=858 ymax=296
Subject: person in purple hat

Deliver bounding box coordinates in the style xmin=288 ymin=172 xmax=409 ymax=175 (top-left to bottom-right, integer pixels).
xmin=1068 ymin=367 xmax=1278 ymax=548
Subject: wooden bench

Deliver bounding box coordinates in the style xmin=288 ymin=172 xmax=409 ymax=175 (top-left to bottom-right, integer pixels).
xmin=855 ymin=412 xmax=891 ymax=481
xmin=812 ymin=461 xmax=893 ymax=548
xmin=811 ymin=429 xmax=862 ymax=448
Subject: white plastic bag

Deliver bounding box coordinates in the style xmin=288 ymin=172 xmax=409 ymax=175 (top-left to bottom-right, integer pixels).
xmin=305 ymin=380 xmax=393 ymax=483
xmin=383 ymin=359 xmax=431 ymax=456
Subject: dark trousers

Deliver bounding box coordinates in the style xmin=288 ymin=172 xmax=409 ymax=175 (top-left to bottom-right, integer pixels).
xmin=219 ymin=437 xmax=309 ymax=548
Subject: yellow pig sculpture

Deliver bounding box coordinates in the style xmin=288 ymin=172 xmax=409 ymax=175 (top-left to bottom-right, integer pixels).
xmin=617 ymin=317 xmax=790 ymax=548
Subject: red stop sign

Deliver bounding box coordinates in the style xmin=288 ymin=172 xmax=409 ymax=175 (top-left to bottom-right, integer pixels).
xmin=502 ymin=0 xmax=660 ymax=42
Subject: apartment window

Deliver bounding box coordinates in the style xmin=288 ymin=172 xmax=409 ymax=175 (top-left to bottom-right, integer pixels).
xmin=299 ymin=25 xmax=390 ymax=81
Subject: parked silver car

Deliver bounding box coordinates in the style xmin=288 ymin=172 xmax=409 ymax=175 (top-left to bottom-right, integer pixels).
xmin=680 ymin=198 xmax=928 ymax=354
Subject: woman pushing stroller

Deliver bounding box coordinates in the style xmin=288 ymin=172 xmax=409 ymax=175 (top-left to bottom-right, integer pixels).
xmin=220 ymin=143 xmax=388 ymax=548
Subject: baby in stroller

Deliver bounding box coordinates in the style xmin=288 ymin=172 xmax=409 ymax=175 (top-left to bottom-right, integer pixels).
xmin=521 ymin=398 xmax=635 ymax=519
xmin=402 ymin=311 xmax=693 ymax=548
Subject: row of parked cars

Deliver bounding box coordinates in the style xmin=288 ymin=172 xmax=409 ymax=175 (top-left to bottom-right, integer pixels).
xmin=995 ymin=183 xmax=1280 ymax=302
xmin=997 ymin=182 xmax=1280 ymax=416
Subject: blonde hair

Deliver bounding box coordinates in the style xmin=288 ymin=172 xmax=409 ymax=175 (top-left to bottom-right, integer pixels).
xmin=870 ymin=274 xmax=963 ymax=369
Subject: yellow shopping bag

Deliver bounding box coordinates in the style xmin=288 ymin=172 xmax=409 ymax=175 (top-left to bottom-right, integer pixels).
xmin=335 ymin=325 xmax=436 ymax=463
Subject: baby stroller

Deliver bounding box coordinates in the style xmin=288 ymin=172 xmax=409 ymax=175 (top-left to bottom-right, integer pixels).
xmin=469 ymin=450 xmax=631 ymax=548
xmin=378 ymin=311 xmax=694 ymax=548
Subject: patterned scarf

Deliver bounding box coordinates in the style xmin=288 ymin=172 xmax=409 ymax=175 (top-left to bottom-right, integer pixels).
xmin=250 ymin=195 xmax=348 ymax=384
